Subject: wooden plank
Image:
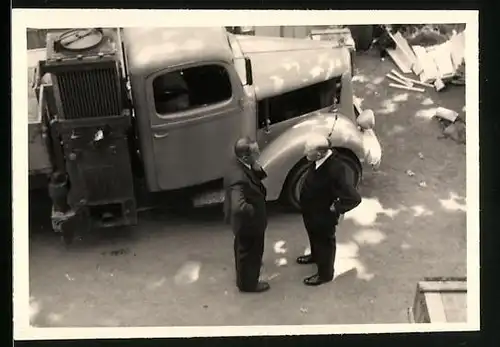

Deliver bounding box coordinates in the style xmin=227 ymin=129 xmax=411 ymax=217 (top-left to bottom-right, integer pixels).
xmin=424 ymin=292 xmax=448 ymax=322
xmin=389 ymin=83 xmax=424 ymax=92
xmin=441 ymin=292 xmax=467 ymax=322
xmin=386 ymin=73 xmax=412 ymax=86
xmin=412 ymin=45 xmax=440 ymax=83
xmin=412 ymin=289 xmax=430 ymax=323
xmin=449 ymin=31 xmax=466 ymax=69
xmin=434 ymin=78 xmax=446 ymax=92
xmin=411 ymin=278 xmax=467 ymax=323
xmin=412 ymin=60 xmax=424 ymax=76
xmin=427 ymin=43 xmax=456 ymax=79
xmin=390 ymin=69 xmax=434 ymax=88
xmin=389 ymin=31 xmax=418 ymax=66
xmin=418 ymin=280 xmax=467 ymax=292
xmin=386 ymin=48 xmax=412 ymax=74
xmin=423 ymin=276 xmax=467 ymax=281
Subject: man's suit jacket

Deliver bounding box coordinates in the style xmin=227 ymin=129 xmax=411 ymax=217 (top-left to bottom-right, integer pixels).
xmin=223 ymin=158 xmax=268 ymax=236
xmin=300 ymin=154 xmax=361 ymax=226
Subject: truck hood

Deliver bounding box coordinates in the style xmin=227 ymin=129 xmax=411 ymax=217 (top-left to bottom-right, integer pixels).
xmin=235 ymin=34 xmax=339 ymax=54
xmin=234 ymin=35 xmax=351 ymax=100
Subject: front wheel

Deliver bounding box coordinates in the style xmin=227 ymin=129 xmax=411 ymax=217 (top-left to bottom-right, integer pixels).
xmin=283 ymin=151 xmax=362 ymax=211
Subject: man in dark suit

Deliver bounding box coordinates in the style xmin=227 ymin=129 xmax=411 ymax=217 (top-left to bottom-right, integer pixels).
xmin=224 ymin=137 xmax=270 ymax=293
xmin=297 ymin=134 xmax=362 ymax=286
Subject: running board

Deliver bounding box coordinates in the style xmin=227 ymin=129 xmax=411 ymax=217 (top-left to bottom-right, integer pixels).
xmin=192 ymin=189 xmax=225 ymax=208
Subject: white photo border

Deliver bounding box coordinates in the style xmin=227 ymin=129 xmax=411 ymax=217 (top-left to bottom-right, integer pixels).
xmin=12 ymin=9 xmax=480 ymax=340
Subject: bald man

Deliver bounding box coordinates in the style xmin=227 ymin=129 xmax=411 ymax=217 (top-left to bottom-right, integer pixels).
xmin=297 ymin=134 xmax=362 ymax=286
xmin=224 ymin=137 xmax=270 ymax=293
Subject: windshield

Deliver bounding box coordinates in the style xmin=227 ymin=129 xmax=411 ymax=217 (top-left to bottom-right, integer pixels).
xmin=225 ymin=32 xmax=248 ymax=86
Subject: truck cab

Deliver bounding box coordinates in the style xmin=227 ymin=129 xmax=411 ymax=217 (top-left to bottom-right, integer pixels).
xmin=123 ymin=27 xmax=253 ymax=193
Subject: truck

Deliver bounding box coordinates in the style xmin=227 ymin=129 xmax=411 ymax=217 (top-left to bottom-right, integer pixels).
xmin=28 ymin=27 xmax=382 ymax=244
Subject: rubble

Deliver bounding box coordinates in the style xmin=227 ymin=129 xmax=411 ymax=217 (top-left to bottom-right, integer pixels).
xmin=433 ymin=78 xmax=446 ymax=92
xmin=442 ymin=121 xmax=466 ymax=144
xmin=434 ymin=107 xmax=466 ymax=144
xmin=450 ymin=62 xmax=465 ymax=86
xmin=382 ymin=26 xmax=465 ymax=93
xmin=435 ymin=107 xmax=459 ymax=122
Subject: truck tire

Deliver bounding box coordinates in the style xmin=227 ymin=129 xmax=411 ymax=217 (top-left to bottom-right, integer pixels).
xmin=61 ymin=230 xmax=74 ymax=246
xmin=284 ymin=150 xmax=362 ymax=211
xmin=348 ymin=25 xmax=375 ymax=52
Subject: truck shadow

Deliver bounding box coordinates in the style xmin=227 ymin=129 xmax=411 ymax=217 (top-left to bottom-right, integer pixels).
xmin=28 ymin=188 xmax=288 ymax=249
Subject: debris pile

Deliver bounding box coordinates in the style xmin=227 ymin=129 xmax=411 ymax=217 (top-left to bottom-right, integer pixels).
xmin=434 ymin=106 xmax=466 ymax=144
xmin=382 ymin=26 xmax=466 ymax=92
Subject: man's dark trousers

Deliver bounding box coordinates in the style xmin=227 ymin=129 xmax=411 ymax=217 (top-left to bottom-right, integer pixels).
xmin=301 ymin=210 xmax=338 ymax=280
xmin=224 ymin=159 xmax=268 ymax=291
xmin=299 ymin=155 xmax=361 ymax=280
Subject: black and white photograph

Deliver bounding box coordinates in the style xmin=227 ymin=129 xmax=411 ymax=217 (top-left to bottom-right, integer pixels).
xmin=13 ymin=9 xmax=478 ymax=340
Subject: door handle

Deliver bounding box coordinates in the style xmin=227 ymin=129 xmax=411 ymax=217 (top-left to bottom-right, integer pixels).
xmin=265 ymin=118 xmax=271 ymax=134
xmin=153 ymin=132 xmax=169 ymax=139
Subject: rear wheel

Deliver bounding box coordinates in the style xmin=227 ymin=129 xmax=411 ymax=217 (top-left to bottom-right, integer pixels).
xmin=284 ymin=150 xmax=362 ymax=211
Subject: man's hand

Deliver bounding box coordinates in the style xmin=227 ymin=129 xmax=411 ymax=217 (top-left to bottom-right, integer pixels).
xmin=245 ymin=204 xmax=255 ymax=216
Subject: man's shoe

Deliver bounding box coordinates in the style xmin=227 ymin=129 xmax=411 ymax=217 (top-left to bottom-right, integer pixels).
xmin=303 ymin=273 xmax=333 ymax=286
xmin=296 ymin=254 xmax=314 ymax=265
xmin=239 ymin=281 xmax=270 ymax=293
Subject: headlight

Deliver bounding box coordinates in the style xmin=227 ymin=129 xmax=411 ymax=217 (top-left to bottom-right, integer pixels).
xmin=357 ymin=109 xmax=375 ymax=130
xmin=346 ymin=37 xmax=355 ymax=49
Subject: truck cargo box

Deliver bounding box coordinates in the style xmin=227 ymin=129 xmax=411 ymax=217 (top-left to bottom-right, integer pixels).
xmin=28 ymin=48 xmax=52 ymax=178
xmin=408 ymin=277 xmax=467 ymax=323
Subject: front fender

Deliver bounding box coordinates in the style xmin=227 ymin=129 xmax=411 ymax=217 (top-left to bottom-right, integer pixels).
xmin=260 ymin=112 xmax=365 ymax=201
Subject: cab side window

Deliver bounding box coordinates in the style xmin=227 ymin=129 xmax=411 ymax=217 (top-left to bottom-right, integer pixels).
xmin=257 ymin=77 xmax=339 ymax=128
xmin=153 ymin=65 xmax=232 ymax=115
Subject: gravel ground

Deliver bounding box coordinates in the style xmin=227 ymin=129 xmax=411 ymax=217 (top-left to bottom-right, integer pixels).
xmin=27 ymin=51 xmax=467 ymax=328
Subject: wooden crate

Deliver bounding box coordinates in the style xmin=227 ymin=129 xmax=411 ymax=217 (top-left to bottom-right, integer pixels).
xmin=408 ymin=277 xmax=467 ymax=323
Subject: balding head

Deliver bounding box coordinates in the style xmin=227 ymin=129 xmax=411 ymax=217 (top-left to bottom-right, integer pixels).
xmin=234 ymin=136 xmax=260 ymax=165
xmin=304 ymin=134 xmax=331 ymax=161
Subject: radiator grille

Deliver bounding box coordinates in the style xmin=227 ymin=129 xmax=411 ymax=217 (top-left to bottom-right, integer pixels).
xmin=56 ymin=64 xmax=122 ymax=119
xmin=83 ymin=166 xmax=122 ymax=201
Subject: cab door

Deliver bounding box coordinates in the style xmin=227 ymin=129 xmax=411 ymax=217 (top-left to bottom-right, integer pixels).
xmin=147 ymin=62 xmax=244 ymax=191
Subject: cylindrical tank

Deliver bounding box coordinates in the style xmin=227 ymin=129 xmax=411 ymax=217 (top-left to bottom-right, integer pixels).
xmin=48 ymin=172 xmax=70 ymax=213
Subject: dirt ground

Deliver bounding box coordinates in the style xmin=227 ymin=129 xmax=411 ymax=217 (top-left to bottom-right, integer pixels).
xmin=27 ymin=51 xmax=467 ymax=328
